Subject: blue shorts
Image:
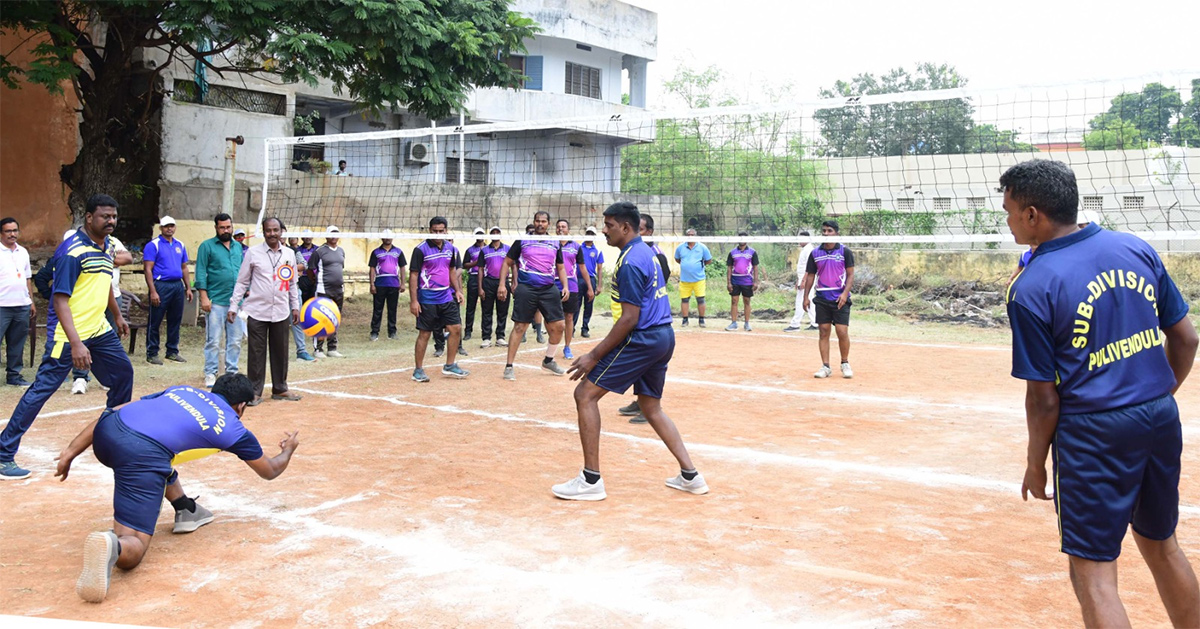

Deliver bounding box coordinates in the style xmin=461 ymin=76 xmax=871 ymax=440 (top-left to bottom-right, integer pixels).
xmin=92 ymin=410 xmax=174 ymax=536
xmin=587 ymin=324 xmax=673 ymax=398
xmin=1054 ymin=394 xmax=1181 ymax=561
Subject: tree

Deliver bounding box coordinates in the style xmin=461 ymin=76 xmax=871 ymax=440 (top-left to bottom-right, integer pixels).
xmin=0 ymin=0 xmax=538 ymax=218
xmin=1172 ymin=79 xmax=1200 ymax=147
xmin=1082 ymin=113 xmax=1147 ymax=150
xmin=1103 ymin=82 xmax=1183 ymax=145
xmin=966 ymin=124 xmax=1036 ymax=153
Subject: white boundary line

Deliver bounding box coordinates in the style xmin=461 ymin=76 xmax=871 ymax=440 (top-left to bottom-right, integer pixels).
xmin=688 ymin=328 xmax=1011 ymax=352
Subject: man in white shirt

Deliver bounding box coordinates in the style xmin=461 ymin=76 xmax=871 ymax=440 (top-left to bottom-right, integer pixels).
xmin=784 ymin=230 xmax=819 ymax=332
xmin=335 ymin=160 xmax=350 ymax=177
xmin=0 ymin=218 xmax=35 ymax=387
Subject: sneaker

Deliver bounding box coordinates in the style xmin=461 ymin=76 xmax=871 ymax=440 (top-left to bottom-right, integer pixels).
xmin=99 ymin=383 xmax=110 ymax=391
xmin=0 ymin=460 xmax=31 ymax=480
xmin=146 ymin=355 xmax=163 ymax=365
xmin=841 ymin=362 xmax=854 ymax=379
xmin=496 ymin=338 xmax=509 ymax=347
xmin=744 ymin=323 xmax=753 ymax=332
xmin=808 ymin=323 xmax=820 ymax=330
xmin=412 ymin=367 xmax=430 ymax=383
xmin=442 ymin=363 xmax=469 ymax=378
xmin=783 ymin=326 xmax=803 ymax=332
xmin=327 ymin=350 xmax=345 ymax=358
xmin=814 ymin=365 xmax=832 ymax=379
xmin=464 ymin=332 xmax=472 ymax=341
xmin=6 ymin=377 xmax=31 ymax=387
xmin=297 ymin=352 xmax=316 ymax=362
xmin=618 ymin=400 xmax=641 ymax=416
xmin=173 ymin=501 xmax=214 ymax=534
xmin=370 ymin=333 xmax=379 ymax=342
xmin=681 ymin=318 xmax=689 ymax=326
xmin=76 ymin=531 xmax=119 ymax=603
xmin=457 ymin=346 xmax=469 ymax=357
xmin=698 ymin=319 xmax=707 ymax=328
xmin=666 ymin=472 xmax=710 ymax=495
xmin=536 ymin=330 xmax=546 ymax=344
xmin=563 ymin=346 xmax=574 ymax=360
xmin=165 ymin=353 xmax=186 ymax=363
xmin=72 ymin=378 xmax=88 ymax=395
xmin=433 ymin=348 xmax=444 ymax=358
xmin=551 ymin=471 xmax=607 ymax=501
xmin=522 ymin=333 xmax=527 ymax=343
xmin=724 ymin=322 xmax=738 ymax=331
xmin=581 ymin=329 xmax=591 ymax=338
xmin=542 ymin=359 xmax=566 ymax=376
xmin=388 ymin=332 xmax=397 ymax=340
xmin=629 ymin=413 xmax=648 ymax=424
xmin=503 ymin=366 xmax=516 ymax=381
xmin=314 ymin=350 xmax=326 ymax=359
xmin=481 ymin=339 xmax=493 ymax=349
xmin=247 ymin=397 xmax=263 ymax=407
xmin=204 ymin=374 xmax=216 ymax=388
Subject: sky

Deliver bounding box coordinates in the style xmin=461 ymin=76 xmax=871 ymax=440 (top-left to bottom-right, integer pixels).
xmin=625 ymin=0 xmax=1199 ymax=109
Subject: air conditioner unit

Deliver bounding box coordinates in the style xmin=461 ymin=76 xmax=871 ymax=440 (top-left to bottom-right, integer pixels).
xmin=405 ymin=141 xmax=432 ymax=165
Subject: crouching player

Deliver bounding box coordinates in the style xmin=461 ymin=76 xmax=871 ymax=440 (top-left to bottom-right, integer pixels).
xmin=55 ymin=373 xmax=300 ymax=603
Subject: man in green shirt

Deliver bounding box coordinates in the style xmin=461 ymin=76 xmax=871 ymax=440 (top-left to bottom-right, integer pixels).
xmin=194 ymin=213 xmax=245 ymax=388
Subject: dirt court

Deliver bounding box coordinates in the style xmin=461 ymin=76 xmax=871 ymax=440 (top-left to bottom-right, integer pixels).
xmin=2 ymin=321 xmax=1200 ymax=627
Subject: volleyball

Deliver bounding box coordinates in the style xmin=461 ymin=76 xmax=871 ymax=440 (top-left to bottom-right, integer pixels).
xmin=301 ymin=296 xmax=341 ymax=338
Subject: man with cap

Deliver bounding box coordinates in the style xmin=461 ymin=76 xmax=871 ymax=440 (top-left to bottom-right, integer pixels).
xmin=143 ymin=216 xmax=193 ymax=365
xmin=233 ymin=229 xmax=249 ymax=252
xmin=291 ymin=230 xmax=318 ymax=360
xmin=478 ymin=226 xmax=513 ymax=348
xmin=578 ymin=226 xmax=605 ymax=338
xmin=309 ymin=226 xmax=346 ymax=358
xmin=801 ymin=220 xmax=855 ymax=379
xmin=461 ymin=228 xmax=487 ymax=341
xmin=368 ymin=229 xmax=406 ymax=341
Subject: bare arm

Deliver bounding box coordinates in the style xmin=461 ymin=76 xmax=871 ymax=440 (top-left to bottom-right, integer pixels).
xmin=244 ymin=431 xmax=300 ymax=480
xmin=838 ymin=267 xmax=855 ymax=309
xmin=450 ymin=263 xmax=465 ymax=305
xmin=182 ymin=260 xmax=193 ymax=302
xmin=1164 ymin=316 xmax=1199 ymax=393
xmin=1021 ymin=380 xmax=1060 ymax=501
xmin=557 ymin=262 xmax=569 ymax=301
xmin=497 ymin=258 xmax=512 ymax=300
xmin=595 ymin=263 xmax=604 ymax=292
xmin=801 ymin=273 xmax=815 ymax=311
xmin=408 ymin=269 xmax=421 ymax=316
xmin=143 ymin=260 xmax=158 ymax=305
xmin=55 ymin=416 xmax=101 ymax=481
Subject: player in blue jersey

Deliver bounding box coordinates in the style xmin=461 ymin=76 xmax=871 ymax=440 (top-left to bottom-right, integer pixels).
xmin=1003 ymin=159 xmax=1199 ymax=626
xmin=557 ymin=201 xmax=708 ymax=501
xmin=54 ymin=373 xmax=300 ymax=603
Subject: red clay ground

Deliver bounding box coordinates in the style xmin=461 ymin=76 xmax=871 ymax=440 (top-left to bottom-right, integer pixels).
xmin=2 ymin=324 xmax=1199 ymax=627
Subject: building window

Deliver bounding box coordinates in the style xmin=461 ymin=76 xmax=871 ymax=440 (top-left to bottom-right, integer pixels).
xmin=1122 ymin=195 xmax=1144 ymax=211
xmin=933 ymin=197 xmax=952 ymax=212
xmin=966 ymin=197 xmax=987 ymax=209
xmin=503 ymin=55 xmax=526 ymax=88
xmin=446 ymin=158 xmax=489 ymax=185
xmin=1082 ymin=196 xmax=1104 ymax=212
xmin=172 ymin=79 xmax=286 ymax=115
xmin=864 ymin=198 xmax=882 ymax=211
xmin=896 ymin=198 xmax=915 ymax=212
xmin=565 ymin=62 xmax=602 ymax=100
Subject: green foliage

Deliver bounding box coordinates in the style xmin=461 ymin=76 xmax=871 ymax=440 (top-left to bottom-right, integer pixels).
xmin=1104 ymin=83 xmax=1183 ymax=146
xmin=293 ymin=110 xmax=323 ymax=135
xmin=1083 ymin=113 xmax=1148 ymax=150
xmin=1174 ymin=79 xmax=1200 ymax=147
xmin=839 ymin=211 xmax=937 ymax=237
xmin=966 ymin=124 xmax=1036 ymax=153
xmin=1085 ymin=81 xmax=1200 ymax=149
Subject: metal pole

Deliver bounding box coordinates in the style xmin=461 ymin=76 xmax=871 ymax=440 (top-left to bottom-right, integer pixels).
xmin=222 ymin=135 xmax=245 ymax=217
xmin=459 ymin=111 xmax=466 ymax=184
xmin=430 ymin=120 xmax=439 ymax=182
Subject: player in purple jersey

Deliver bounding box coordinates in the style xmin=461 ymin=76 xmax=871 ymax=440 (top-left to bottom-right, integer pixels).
xmin=478 ymin=227 xmax=514 ymax=348
xmin=725 ymin=232 xmax=761 ymax=331
xmin=461 ymin=228 xmax=486 ymax=341
xmin=555 ymin=219 xmax=594 ymax=362
xmin=54 ymin=374 xmax=300 ymax=603
xmin=368 ymin=230 xmax=407 ymax=342
xmin=801 ymin=220 xmax=856 ymax=379
xmin=409 ymin=217 xmax=468 ymax=381
xmin=497 ymin=211 xmax=570 ymax=380
xmin=291 ymin=231 xmax=319 ymax=361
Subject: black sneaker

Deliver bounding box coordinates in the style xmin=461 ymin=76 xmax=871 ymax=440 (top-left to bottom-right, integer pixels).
xmin=581 ymin=329 xmax=590 ymax=338
xmin=464 ymin=332 xmax=472 ymax=341
xmin=434 ymin=348 xmax=444 ymax=358
xmin=6 ymin=377 xmax=31 ymax=387
xmin=681 ymin=318 xmax=689 ymax=326
xmin=388 ymin=332 xmax=397 ymax=340
xmin=165 ymin=353 xmax=186 ymax=363
xmin=618 ymin=400 xmax=641 ymax=416
xmin=457 ymin=346 xmax=469 ymax=357
xmin=370 ymin=333 xmax=379 ymax=342
xmin=536 ymin=330 xmax=547 ymax=344
xmin=628 ymin=414 xmax=649 ymax=424
xmin=146 ymin=355 xmax=163 ymax=365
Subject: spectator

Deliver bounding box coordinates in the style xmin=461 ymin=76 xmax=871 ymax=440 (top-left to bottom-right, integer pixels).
xmin=233 ymin=229 xmax=249 ymax=251
xmin=291 ymin=230 xmax=318 ymax=361
xmin=725 ymin=232 xmax=760 ymax=332
xmin=674 ymin=228 xmax=711 ymax=328
xmin=461 ymin=228 xmax=486 ymax=341
xmin=0 ymin=218 xmax=34 ymax=387
xmin=195 ymin=213 xmax=245 ymax=388
xmin=309 ymin=226 xmax=346 ymax=358
xmin=478 ymin=227 xmax=513 ymax=348
xmin=335 ymin=160 xmax=351 ymax=176
xmin=368 ymin=229 xmax=406 ymax=341
xmin=144 ymin=216 xmax=193 ymax=364
xmin=784 ymin=231 xmax=818 ymax=332
xmin=578 ymin=226 xmax=605 ymax=338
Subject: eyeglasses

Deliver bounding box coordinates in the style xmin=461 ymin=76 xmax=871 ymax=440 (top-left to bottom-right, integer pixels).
xmin=1 ymin=229 xmax=19 ymax=234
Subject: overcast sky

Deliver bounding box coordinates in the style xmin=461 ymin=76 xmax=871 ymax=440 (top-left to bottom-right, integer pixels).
xmin=626 ymin=0 xmax=1199 ymax=108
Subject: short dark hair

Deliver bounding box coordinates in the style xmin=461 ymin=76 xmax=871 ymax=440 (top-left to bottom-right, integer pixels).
xmin=799 ymin=230 xmax=810 ymax=237
xmin=0 ymin=217 xmax=17 ymax=230
xmin=85 ymin=194 xmax=118 ymax=214
xmin=533 ymin=210 xmax=551 ymax=222
xmin=429 ymin=216 xmax=448 ymax=229
xmin=263 ymin=217 xmax=284 ymax=231
xmin=338 ymin=160 xmax=347 ymax=166
xmin=214 ymin=213 xmax=232 ymax=224
xmin=211 ymin=373 xmax=256 ymax=407
xmin=737 ymin=231 xmax=749 ymax=237
xmin=640 ymin=214 xmax=655 ymax=232
xmin=999 ymin=159 xmax=1079 ymax=225
xmin=556 ymin=218 xmax=570 ymax=227
xmin=821 ymin=220 xmax=839 ymax=233
xmin=602 ymin=201 xmax=640 ymax=231
xmin=525 ymin=223 xmax=535 ymax=234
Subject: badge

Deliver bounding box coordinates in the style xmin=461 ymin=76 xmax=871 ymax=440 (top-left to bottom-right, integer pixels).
xmin=276 ymin=263 xmax=295 ymax=291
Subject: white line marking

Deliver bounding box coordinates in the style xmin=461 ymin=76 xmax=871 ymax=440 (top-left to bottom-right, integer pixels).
xmin=689 ymin=328 xmax=1010 ymax=351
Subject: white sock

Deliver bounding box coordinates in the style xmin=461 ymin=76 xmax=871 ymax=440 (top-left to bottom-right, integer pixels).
xmin=544 ymin=343 xmax=558 ymax=358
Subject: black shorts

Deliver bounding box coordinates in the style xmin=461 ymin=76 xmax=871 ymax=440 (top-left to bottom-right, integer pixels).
xmin=511 ymin=283 xmax=565 ymax=324
xmin=813 ymin=296 xmax=851 ymax=326
xmin=416 ymin=301 xmax=461 ymax=331
xmin=563 ymin=291 xmax=584 ymax=316
xmin=729 ymin=284 xmax=754 ymax=298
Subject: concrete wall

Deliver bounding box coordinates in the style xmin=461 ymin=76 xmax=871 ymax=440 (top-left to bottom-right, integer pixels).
xmin=520 ymin=35 xmax=626 ymax=104
xmin=0 ymin=31 xmax=79 ymax=245
xmin=510 ymin=0 xmax=658 ymax=60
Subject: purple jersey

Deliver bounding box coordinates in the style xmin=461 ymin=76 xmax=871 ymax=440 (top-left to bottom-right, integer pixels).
xmin=507 ymin=239 xmax=563 ymax=287
xmin=805 ymin=244 xmax=855 ymax=301
xmin=556 ymin=241 xmax=583 ymax=292
xmin=296 ymin=244 xmax=318 ymax=278
xmin=482 ymin=242 xmax=510 ymax=279
xmin=727 ymin=246 xmax=758 ymax=286
xmin=368 ymin=245 xmax=406 ymax=288
xmin=410 ymin=240 xmax=460 ymax=305
xmin=464 ymin=243 xmax=485 ymax=276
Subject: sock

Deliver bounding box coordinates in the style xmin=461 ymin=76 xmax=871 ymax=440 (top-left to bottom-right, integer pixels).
xmin=116 ymin=540 xmax=122 ymax=556
xmin=582 ymin=468 xmax=601 ymax=484
xmin=506 ymin=363 xmax=513 ymax=368
xmin=543 ymin=356 xmax=554 ymax=365
xmin=544 ymin=343 xmax=558 ymax=358
xmin=680 ymin=468 xmax=698 ymax=481
xmin=823 ymin=363 xmax=830 ymax=368
xmin=698 ymin=317 xmax=705 ymax=323
xmin=170 ymin=495 xmax=196 ymax=513
xmin=682 ymin=317 xmax=688 ymax=323
xmin=534 ymin=323 xmax=542 ymax=333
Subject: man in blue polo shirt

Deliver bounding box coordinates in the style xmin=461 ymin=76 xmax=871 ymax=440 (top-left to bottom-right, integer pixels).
xmin=557 ymin=201 xmax=708 ymax=501
xmin=54 ymin=373 xmax=300 ymax=603
xmin=674 ymin=229 xmax=712 ymax=327
xmin=143 ymin=216 xmax=192 ymax=365
xmin=578 ymin=226 xmax=605 ymax=338
xmin=1003 ymin=159 xmax=1199 ymax=626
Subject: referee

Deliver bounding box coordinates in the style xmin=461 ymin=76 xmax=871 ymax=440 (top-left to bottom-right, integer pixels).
xmin=1004 ymin=159 xmax=1199 ymax=626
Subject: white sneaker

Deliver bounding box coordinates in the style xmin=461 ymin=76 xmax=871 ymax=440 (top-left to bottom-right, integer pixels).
xmin=314 ymin=351 xmax=326 ymax=359
xmin=551 ymin=471 xmax=607 ymax=501
xmin=841 ymin=362 xmax=854 ymax=378
xmin=666 ymin=472 xmax=710 ymax=495
xmin=481 ymin=340 xmax=493 ymax=348
xmin=72 ymin=378 xmax=88 ymax=395
xmin=503 ymin=366 xmax=516 ymax=381
xmin=814 ymin=365 xmax=832 ymax=379
xmin=327 ymin=350 xmax=345 ymax=358
xmin=744 ymin=323 xmax=753 ymax=332
xmin=496 ymin=338 xmax=509 ymax=347
xmin=204 ymin=374 xmax=216 ymax=388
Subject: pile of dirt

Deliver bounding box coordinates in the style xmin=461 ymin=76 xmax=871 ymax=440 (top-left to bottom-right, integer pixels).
xmin=918 ymin=281 xmax=1007 ymax=328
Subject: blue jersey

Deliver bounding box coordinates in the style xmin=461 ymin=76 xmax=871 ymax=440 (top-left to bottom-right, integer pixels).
xmin=613 ymin=236 xmax=672 ymax=330
xmin=118 ymin=385 xmax=264 ymax=465
xmin=581 ymin=243 xmax=604 ymax=277
xmin=1007 ymin=224 xmax=1188 ymax=414
xmin=144 ymin=236 xmax=189 ymax=281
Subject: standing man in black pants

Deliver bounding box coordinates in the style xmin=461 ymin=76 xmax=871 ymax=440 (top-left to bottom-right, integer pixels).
xmin=461 ymin=228 xmax=486 ymax=342
xmin=368 ymin=229 xmax=406 ymax=341
xmin=478 ymin=227 xmax=512 ymax=348
xmin=578 ymin=226 xmax=605 ymax=338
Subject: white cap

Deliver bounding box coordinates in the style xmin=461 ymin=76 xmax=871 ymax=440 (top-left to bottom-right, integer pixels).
xmin=1077 ymin=209 xmax=1100 ymax=226
xmin=585 ymin=226 xmax=597 ymax=234
xmin=489 ymin=225 xmax=502 ymax=234
xmin=63 ymin=229 xmax=75 ymax=242
xmin=327 ymin=225 xmax=340 ymax=233
xmin=159 ymin=216 xmax=176 ymax=226
xmin=473 ymin=227 xmax=486 ymax=235
xmin=381 ymin=228 xmax=394 ymax=237
xmin=233 ymin=228 xmax=247 ymax=237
